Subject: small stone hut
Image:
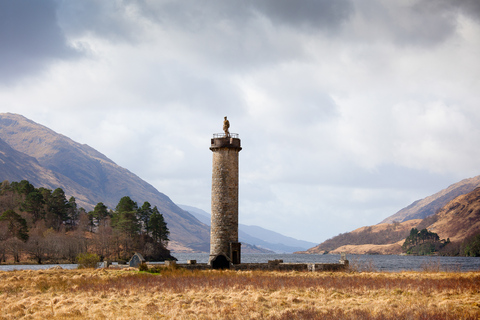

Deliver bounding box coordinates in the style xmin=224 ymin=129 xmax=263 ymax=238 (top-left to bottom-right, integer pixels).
xmin=129 ymin=252 xmax=146 ymax=267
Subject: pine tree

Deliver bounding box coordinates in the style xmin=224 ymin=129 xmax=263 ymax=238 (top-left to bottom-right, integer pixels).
xmin=149 ymin=206 xmax=169 ymax=245
xmin=138 ymin=201 xmax=153 ymax=234
xmin=0 ymin=209 xmax=29 ymax=242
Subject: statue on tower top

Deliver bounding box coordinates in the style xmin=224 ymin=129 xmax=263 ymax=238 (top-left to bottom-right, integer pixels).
xmin=223 ymin=116 xmax=230 ymax=137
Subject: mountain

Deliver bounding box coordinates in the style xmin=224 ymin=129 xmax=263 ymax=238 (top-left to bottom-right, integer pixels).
xmin=381 ymin=176 xmax=480 ymax=223
xmin=179 ymin=204 xmax=317 ymax=253
xmin=303 ymin=175 xmax=480 ymax=255
xmin=426 ymin=187 xmax=480 ymax=243
xmin=0 ymin=113 xmax=210 ymax=252
xmin=301 ymin=219 xmax=421 ymax=255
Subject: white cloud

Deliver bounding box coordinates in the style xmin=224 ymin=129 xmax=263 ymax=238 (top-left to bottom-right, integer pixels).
xmin=1 ymin=0 xmax=480 ymax=243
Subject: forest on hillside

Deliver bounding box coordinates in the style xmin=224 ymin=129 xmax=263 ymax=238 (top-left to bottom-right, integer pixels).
xmin=0 ymin=180 xmax=172 ymax=264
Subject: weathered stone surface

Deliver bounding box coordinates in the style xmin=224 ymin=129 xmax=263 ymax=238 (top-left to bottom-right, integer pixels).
xmin=209 ymin=137 xmax=241 ymax=267
xmin=160 ymin=262 xmax=349 ymax=272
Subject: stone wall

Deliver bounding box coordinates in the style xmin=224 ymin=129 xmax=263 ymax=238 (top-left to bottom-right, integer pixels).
xmin=151 ymin=262 xmax=349 ymax=272
xmin=210 ymin=137 xmax=241 ymax=264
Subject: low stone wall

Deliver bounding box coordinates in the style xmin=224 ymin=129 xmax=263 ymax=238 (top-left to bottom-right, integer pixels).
xmin=148 ymin=261 xmax=349 ymax=272
xmin=232 ymin=263 xmax=307 ymax=271
xmin=232 ymin=262 xmax=348 ymax=272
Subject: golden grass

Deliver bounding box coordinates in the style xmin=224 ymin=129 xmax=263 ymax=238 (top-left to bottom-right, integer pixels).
xmin=0 ymin=268 xmax=479 ymax=319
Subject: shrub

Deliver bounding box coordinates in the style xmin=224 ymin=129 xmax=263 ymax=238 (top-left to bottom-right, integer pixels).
xmin=463 ymin=234 xmax=480 ymax=257
xmin=76 ymin=252 xmax=100 ymax=268
xmin=138 ymin=262 xmax=149 ymax=271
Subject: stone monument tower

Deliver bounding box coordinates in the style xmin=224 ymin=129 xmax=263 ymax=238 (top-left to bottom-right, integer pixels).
xmin=209 ymin=116 xmax=242 ymax=269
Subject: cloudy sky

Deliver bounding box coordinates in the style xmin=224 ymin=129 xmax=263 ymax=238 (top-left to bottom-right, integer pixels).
xmin=1 ymin=0 xmax=480 ymax=243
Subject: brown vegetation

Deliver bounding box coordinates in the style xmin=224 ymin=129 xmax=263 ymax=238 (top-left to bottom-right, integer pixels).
xmin=305 ymin=187 xmax=480 ymax=256
xmin=304 ymin=220 xmax=420 ymax=255
xmin=1 ymin=268 xmax=479 ymax=319
xmin=427 ymin=187 xmax=480 ymax=243
xmin=382 ymin=175 xmax=480 ymax=224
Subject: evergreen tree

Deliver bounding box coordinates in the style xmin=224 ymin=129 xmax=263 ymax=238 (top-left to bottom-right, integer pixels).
xmin=45 ymin=188 xmax=69 ymax=230
xmin=12 ymin=180 xmax=35 ymax=196
xmin=115 ymin=196 xmax=138 ymax=213
xmin=92 ymin=202 xmax=110 ymax=227
xmin=149 ymin=206 xmax=169 ymax=245
xmin=112 ymin=196 xmax=140 ymax=237
xmin=402 ymin=228 xmax=441 ymax=255
xmin=0 ymin=209 xmax=29 ymax=242
xmin=67 ymin=196 xmax=79 ymax=228
xmin=138 ymin=201 xmax=153 ymax=234
xmin=22 ymin=190 xmax=45 ymax=222
xmin=111 ymin=196 xmax=141 ymax=259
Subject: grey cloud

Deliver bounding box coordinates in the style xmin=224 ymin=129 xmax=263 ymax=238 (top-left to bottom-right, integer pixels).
xmin=253 ymin=0 xmax=353 ymax=32
xmin=354 ymin=1 xmax=457 ymax=47
xmin=57 ymin=0 xmax=144 ymax=42
xmin=117 ymin=0 xmax=353 ymax=34
xmin=424 ymin=0 xmax=480 ymax=21
xmin=0 ymin=0 xmax=79 ymax=84
xmin=56 ymin=0 xmax=353 ymax=65
xmin=52 ymin=0 xmax=352 ymax=79
xmin=355 ymin=0 xmax=480 ymax=47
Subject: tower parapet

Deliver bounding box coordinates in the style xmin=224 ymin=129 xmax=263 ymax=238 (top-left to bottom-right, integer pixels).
xmin=210 ymin=133 xmax=241 ymax=150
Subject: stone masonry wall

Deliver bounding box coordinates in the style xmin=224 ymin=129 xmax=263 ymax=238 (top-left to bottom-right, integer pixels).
xmin=210 ymin=138 xmax=241 ymax=262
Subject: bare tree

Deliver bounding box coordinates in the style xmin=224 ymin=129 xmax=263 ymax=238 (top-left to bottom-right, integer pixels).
xmin=0 ymin=222 xmax=8 ymax=262
xmin=5 ymin=237 xmax=24 ymax=263
xmin=25 ymin=222 xmax=48 ymax=264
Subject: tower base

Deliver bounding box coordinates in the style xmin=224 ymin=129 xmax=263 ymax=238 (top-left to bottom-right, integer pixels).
xmin=209 ymin=254 xmax=231 ymax=269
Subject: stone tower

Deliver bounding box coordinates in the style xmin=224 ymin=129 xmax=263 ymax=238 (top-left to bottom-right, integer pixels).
xmin=209 ymin=117 xmax=241 ymax=269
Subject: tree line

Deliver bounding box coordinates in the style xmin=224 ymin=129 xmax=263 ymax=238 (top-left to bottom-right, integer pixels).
xmin=401 ymin=228 xmax=445 ymax=255
xmin=401 ymin=227 xmax=480 ymax=257
xmin=0 ymin=180 xmax=171 ymax=263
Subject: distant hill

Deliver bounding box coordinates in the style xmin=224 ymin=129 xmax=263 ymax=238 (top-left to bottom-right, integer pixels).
xmin=302 ymin=176 xmax=480 ymax=255
xmin=381 ymin=176 xmax=480 ymax=223
xmin=179 ymin=204 xmax=317 ymax=253
xmin=0 ymin=113 xmax=210 ymax=253
xmin=301 ymin=220 xmax=421 ymax=255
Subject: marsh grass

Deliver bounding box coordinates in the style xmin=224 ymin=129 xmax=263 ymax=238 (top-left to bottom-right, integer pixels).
xmin=0 ymin=268 xmax=479 ymax=319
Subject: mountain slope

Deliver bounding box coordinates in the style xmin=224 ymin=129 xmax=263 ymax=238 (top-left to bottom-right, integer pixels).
xmin=381 ymin=176 xmax=480 ymax=223
xmin=303 ymin=175 xmax=480 ymax=255
xmin=0 ymin=136 xmax=97 ymax=207
xmin=0 ymin=113 xmax=209 ymax=252
xmin=302 ymin=219 xmax=421 ymax=255
xmin=179 ymin=204 xmax=317 ymax=253
xmin=426 ymin=187 xmax=480 ymax=243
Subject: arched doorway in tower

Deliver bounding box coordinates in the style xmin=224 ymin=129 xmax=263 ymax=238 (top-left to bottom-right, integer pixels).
xmin=211 ymin=254 xmax=230 ymax=269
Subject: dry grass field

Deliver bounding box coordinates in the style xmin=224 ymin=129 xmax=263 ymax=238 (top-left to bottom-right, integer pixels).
xmin=1 ymin=267 xmax=479 ymax=319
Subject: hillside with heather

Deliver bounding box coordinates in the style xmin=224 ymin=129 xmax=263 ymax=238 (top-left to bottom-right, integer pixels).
xmin=302 ymin=181 xmax=480 ymax=255
xmin=0 ymin=113 xmax=210 ymax=252
xmin=301 ymin=219 xmax=421 ymax=255
xmin=381 ymin=176 xmax=480 ymax=223
xmin=426 ymin=187 xmax=480 ymax=243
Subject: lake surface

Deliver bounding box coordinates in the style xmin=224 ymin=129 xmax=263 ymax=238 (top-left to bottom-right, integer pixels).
xmin=1 ymin=254 xmax=479 ymax=272
xmin=0 ymin=264 xmax=78 ymax=271
xmin=172 ymin=253 xmax=480 ymax=272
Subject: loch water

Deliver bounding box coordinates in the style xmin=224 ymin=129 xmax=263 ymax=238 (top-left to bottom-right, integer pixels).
xmin=1 ymin=253 xmax=479 ymax=272
xmin=172 ymin=253 xmax=480 ymax=272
